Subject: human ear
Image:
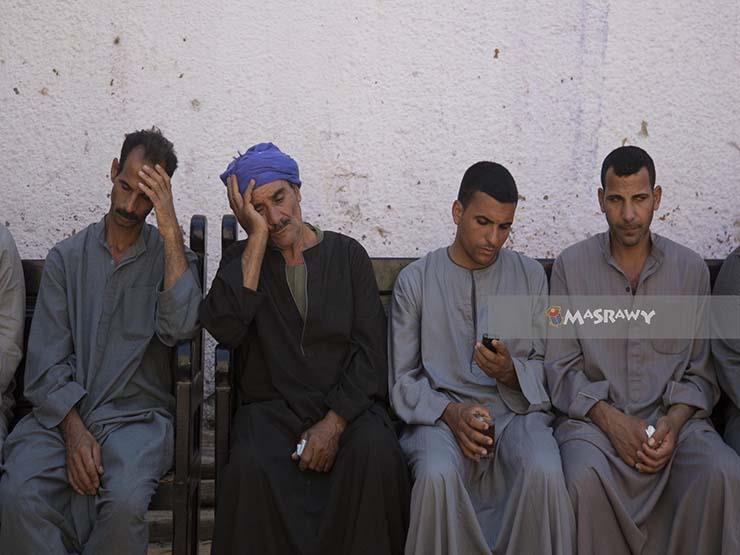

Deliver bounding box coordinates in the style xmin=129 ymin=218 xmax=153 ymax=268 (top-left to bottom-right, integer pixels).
xmin=597 ymin=187 xmax=606 ymax=213
xmin=452 ymin=200 xmax=463 ymax=225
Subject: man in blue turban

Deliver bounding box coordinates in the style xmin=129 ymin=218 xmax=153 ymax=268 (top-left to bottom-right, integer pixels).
xmin=202 ymin=143 xmax=410 ymax=555
xmin=219 ymin=142 xmax=301 ymax=193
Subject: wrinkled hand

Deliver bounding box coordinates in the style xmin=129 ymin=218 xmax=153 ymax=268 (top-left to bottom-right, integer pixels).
xmin=291 ymin=410 xmax=346 ymax=472
xmin=138 ymin=164 xmax=179 ymax=237
xmin=636 ymin=416 xmax=678 ymax=473
xmin=604 ymin=410 xmax=649 ymax=468
xmin=60 ymin=410 xmax=104 ymax=496
xmin=227 ymin=176 xmax=269 ymax=238
xmin=473 ymin=340 xmax=519 ymax=390
xmin=441 ymin=402 xmax=494 ymax=461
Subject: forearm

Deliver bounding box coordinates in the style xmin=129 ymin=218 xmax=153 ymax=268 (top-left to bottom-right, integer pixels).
xmin=241 ymin=232 xmax=268 ymax=290
xmin=587 ymin=400 xmax=616 ymax=435
xmin=665 ymin=403 xmax=696 ymax=431
xmin=160 ymin=225 xmax=189 ymax=290
xmin=59 ymin=406 xmax=84 ymax=437
xmin=324 ymin=409 xmax=347 ymax=434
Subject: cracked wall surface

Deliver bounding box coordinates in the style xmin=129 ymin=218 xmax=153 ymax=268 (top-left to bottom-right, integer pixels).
xmin=2 ymin=1 xmax=739 ymax=408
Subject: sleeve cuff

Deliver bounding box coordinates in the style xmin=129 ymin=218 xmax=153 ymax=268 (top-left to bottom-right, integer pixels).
xmin=324 ymin=388 xmax=372 ymax=423
xmin=158 ymin=265 xmax=200 ymax=309
xmin=33 ymin=381 xmax=87 ymax=429
xmin=498 ymin=357 xmax=551 ymax=414
xmin=569 ymin=380 xmax=610 ymax=420
xmin=223 ymin=257 xmax=266 ymax=312
xmin=390 ymin=381 xmax=453 ymax=425
xmin=662 ymin=380 xmax=714 ymax=416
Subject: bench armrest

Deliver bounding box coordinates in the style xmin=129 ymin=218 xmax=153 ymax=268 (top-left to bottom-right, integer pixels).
xmin=214 ymin=344 xmax=233 ymax=503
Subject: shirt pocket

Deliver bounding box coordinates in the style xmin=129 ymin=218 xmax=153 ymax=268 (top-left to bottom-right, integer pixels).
xmin=650 ymin=337 xmax=691 ymax=354
xmin=122 ymin=286 xmax=157 ymax=340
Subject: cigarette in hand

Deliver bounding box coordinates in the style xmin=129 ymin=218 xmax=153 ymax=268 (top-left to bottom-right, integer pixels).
xmin=645 ymin=425 xmax=656 ymax=439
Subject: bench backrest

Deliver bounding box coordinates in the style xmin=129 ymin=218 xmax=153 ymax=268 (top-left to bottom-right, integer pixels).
xmin=12 ymin=215 xmax=207 ymax=427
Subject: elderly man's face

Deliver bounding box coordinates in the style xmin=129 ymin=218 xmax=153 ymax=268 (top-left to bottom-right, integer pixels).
xmin=251 ymin=180 xmax=304 ymax=249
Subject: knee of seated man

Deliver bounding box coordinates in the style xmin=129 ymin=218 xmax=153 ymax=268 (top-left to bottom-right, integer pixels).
xmin=413 ymin=453 xmax=461 ymax=486
xmin=341 ymin=422 xmax=402 ymax=469
xmin=519 ymin=446 xmax=566 ymax=486
xmin=691 ymin=442 xmax=740 ymax=485
xmin=561 ymin=459 xmax=605 ymax=505
xmin=101 ymin=482 xmax=151 ymax=523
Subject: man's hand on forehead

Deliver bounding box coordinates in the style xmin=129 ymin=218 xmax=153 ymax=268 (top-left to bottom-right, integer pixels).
xmin=137 ymin=163 xmax=179 ymax=236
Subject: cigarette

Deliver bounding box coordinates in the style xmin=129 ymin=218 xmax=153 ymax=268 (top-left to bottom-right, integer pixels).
xmin=646 ymin=425 xmax=656 ymax=439
xmin=296 ymin=439 xmax=307 ymax=457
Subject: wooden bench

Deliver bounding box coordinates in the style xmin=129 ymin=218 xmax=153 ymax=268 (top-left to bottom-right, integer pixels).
xmin=12 ymin=215 xmax=207 ymax=555
xmin=212 ymin=214 xmax=728 ymax=505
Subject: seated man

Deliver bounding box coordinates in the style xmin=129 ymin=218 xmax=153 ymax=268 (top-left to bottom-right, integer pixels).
xmin=712 ymin=245 xmax=740 ymax=453
xmin=545 ymin=145 xmax=740 ymax=554
xmin=389 ymin=161 xmax=574 ymax=555
xmin=0 ymin=128 xmax=202 ymax=554
xmin=0 ymin=225 xmax=24 ymax=451
xmin=201 ymin=143 xmax=410 ymax=555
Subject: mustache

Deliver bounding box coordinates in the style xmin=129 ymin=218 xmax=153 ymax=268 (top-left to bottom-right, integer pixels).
xmin=115 ymin=208 xmax=142 ymax=222
xmin=269 ymin=219 xmax=292 ymax=233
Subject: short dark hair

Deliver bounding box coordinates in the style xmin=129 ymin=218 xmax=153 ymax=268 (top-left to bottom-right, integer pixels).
xmin=600 ymin=146 xmax=655 ymax=189
xmin=118 ymin=127 xmax=178 ymax=177
xmin=458 ymin=161 xmax=518 ymax=207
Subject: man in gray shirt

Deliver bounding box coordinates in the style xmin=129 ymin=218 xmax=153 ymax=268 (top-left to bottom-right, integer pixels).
xmin=545 ymin=146 xmax=740 ymax=554
xmin=0 ymin=225 xmax=24 ymax=452
xmin=0 ymin=128 xmax=201 ymax=554
xmin=712 ymin=245 xmax=740 ymax=453
xmin=390 ymin=162 xmax=574 ymax=555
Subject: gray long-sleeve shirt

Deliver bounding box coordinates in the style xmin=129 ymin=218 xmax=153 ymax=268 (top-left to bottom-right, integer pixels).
xmin=0 ymin=226 xmax=25 ymax=445
xmin=545 ymin=232 xmax=718 ymax=435
xmin=23 ymin=216 xmax=201 ymax=431
xmin=389 ymin=246 xmax=552 ymax=434
xmin=712 ymin=246 xmax=740 ymax=407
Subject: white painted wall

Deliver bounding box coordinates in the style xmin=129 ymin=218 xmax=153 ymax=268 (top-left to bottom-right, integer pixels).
xmin=2 ymin=1 xmax=739 ymax=403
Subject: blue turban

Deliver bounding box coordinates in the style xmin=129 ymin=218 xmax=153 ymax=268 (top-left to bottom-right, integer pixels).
xmin=220 ymin=142 xmax=301 ymax=194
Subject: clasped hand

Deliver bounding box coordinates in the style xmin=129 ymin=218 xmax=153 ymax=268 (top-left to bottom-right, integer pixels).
xmin=291 ymin=411 xmax=347 ymax=473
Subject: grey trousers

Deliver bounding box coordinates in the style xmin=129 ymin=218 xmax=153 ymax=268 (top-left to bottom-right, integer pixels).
xmin=401 ymin=411 xmax=575 ymax=555
xmin=0 ymin=412 xmax=173 ymax=555
xmin=560 ymin=419 xmax=740 ymax=555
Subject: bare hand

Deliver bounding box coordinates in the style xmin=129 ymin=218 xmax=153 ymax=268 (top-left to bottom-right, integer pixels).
xmin=291 ymin=410 xmax=346 ymax=472
xmin=137 ymin=164 xmax=180 ymax=237
xmin=605 ymin=410 xmax=649 ymax=468
xmin=473 ymin=340 xmax=519 ymax=390
xmin=227 ymin=176 xmax=268 ymax=237
xmin=441 ymin=402 xmax=494 ymax=461
xmin=60 ymin=410 xmax=104 ymax=495
xmin=636 ymin=416 xmax=677 ymax=473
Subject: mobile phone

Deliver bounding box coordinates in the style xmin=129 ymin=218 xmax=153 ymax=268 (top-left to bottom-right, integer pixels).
xmin=482 ymin=334 xmax=498 ymax=353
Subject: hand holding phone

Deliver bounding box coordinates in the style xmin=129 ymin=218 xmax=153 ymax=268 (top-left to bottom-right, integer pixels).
xmin=482 ymin=334 xmax=499 ymax=353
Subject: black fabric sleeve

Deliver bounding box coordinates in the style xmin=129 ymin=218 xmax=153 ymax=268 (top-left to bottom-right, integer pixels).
xmin=200 ymin=243 xmax=266 ymax=348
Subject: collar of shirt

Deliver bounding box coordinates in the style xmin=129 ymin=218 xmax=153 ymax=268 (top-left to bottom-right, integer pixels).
xmin=94 ymin=215 xmax=151 ymax=265
xmin=598 ymin=230 xmax=666 ymax=285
